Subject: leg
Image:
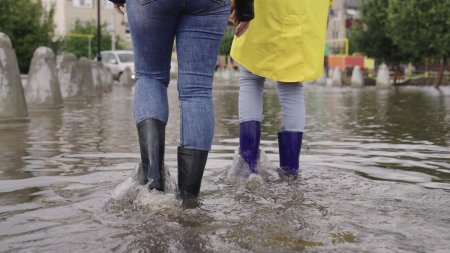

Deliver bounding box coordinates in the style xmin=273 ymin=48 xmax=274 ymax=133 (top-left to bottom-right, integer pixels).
xmin=276 ymin=81 xmax=305 ymax=177
xmin=127 ymin=0 xmax=181 ymax=190
xmin=176 ymin=0 xmax=230 ymax=207
xmin=127 ymin=0 xmax=181 ymax=124
xmin=238 ymin=66 xmax=265 ymax=173
xmin=176 ymin=4 xmax=229 ymax=150
xmin=277 ymin=82 xmax=305 ymax=132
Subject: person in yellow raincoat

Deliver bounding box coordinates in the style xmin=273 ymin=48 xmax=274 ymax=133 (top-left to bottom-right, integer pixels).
xmin=230 ymin=0 xmax=332 ymax=177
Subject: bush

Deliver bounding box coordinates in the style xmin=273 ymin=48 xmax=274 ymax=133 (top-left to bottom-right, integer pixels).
xmin=63 ymin=20 xmax=121 ymax=59
xmin=0 ymin=0 xmax=56 ymax=73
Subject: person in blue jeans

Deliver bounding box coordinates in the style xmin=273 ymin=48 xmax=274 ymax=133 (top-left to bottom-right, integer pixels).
xmin=110 ymin=0 xmax=230 ymax=207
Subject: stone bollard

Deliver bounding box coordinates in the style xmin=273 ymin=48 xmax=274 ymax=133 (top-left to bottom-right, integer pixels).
xmin=101 ymin=66 xmax=113 ymax=92
xmin=24 ymin=47 xmax=63 ymax=109
xmin=56 ymin=54 xmax=65 ymax=70
xmin=119 ymin=67 xmax=133 ymax=87
xmin=351 ymin=66 xmax=364 ymax=87
xmin=316 ymin=70 xmax=327 ymax=86
xmin=376 ymin=63 xmax=390 ymax=88
xmin=0 ymin=33 xmax=29 ymax=122
xmin=331 ymin=67 xmax=342 ymax=87
xmin=58 ymin=53 xmax=83 ymax=100
xmin=91 ymin=61 xmax=103 ymax=94
xmin=77 ymin=57 xmax=95 ymax=96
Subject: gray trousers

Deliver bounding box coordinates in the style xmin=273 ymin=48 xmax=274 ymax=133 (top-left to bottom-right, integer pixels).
xmin=239 ymin=66 xmax=305 ymax=132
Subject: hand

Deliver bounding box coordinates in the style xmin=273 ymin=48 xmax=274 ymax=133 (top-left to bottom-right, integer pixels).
xmin=235 ymin=21 xmax=250 ymax=37
xmin=114 ymin=3 xmax=125 ymax=15
xmin=229 ymin=0 xmax=237 ymax=25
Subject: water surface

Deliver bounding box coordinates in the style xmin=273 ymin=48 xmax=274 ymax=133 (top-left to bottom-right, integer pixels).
xmin=1 ymin=83 xmax=450 ymax=252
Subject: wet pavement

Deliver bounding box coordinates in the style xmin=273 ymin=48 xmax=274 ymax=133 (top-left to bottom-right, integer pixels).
xmin=1 ymin=82 xmax=450 ymax=252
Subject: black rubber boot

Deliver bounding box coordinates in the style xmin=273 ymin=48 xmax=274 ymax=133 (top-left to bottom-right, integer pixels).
xmin=137 ymin=118 xmax=165 ymax=191
xmin=177 ymin=146 xmax=208 ymax=209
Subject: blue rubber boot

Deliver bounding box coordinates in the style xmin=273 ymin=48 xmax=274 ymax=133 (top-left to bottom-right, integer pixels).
xmin=278 ymin=131 xmax=303 ymax=178
xmin=239 ymin=121 xmax=261 ymax=173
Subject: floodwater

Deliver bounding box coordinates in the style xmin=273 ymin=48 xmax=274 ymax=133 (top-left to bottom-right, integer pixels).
xmin=1 ymin=81 xmax=450 ymax=253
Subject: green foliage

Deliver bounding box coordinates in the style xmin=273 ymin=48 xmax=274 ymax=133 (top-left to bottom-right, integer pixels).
xmin=0 ymin=0 xmax=56 ymax=73
xmin=63 ymin=20 xmax=121 ymax=59
xmin=352 ymin=0 xmax=449 ymax=69
xmin=350 ymin=0 xmax=409 ymax=66
xmin=388 ymin=0 xmax=450 ymax=65
xmin=220 ymin=27 xmax=235 ymax=56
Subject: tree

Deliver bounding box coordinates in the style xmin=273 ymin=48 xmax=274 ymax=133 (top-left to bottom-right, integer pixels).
xmin=350 ymin=0 xmax=410 ymax=75
xmin=388 ymin=0 xmax=449 ymax=86
xmin=63 ymin=20 xmax=121 ymax=59
xmin=0 ymin=0 xmax=56 ymax=73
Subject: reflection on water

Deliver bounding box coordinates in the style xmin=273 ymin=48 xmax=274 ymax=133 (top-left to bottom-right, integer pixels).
xmin=1 ymin=83 xmax=450 ymax=252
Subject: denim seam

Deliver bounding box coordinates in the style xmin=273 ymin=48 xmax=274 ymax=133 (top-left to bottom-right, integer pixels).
xmin=210 ymin=0 xmax=228 ymax=6
xmin=139 ymin=0 xmax=156 ymax=5
xmin=177 ymin=82 xmax=184 ymax=148
xmin=136 ymin=116 xmax=167 ymax=126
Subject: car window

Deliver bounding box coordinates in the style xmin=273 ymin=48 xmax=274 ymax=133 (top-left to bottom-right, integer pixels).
xmin=117 ymin=53 xmax=134 ymax=63
xmin=102 ymin=53 xmax=117 ymax=64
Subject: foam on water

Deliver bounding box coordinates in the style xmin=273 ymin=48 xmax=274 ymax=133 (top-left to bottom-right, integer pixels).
xmin=228 ymin=148 xmax=283 ymax=187
xmin=109 ymin=163 xmax=178 ymax=207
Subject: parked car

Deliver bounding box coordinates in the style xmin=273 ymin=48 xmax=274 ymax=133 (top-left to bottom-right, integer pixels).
xmin=101 ymin=50 xmax=135 ymax=80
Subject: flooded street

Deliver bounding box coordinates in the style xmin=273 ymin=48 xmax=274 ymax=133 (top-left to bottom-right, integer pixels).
xmin=1 ymin=82 xmax=450 ymax=252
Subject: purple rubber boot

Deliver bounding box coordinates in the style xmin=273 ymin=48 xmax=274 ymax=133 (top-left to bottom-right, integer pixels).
xmin=239 ymin=121 xmax=261 ymax=173
xmin=278 ymin=131 xmax=303 ymax=178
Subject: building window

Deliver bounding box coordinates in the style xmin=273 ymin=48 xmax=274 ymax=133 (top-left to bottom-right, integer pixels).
xmin=73 ymin=0 xmax=93 ymax=8
xmin=333 ymin=31 xmax=339 ymax=39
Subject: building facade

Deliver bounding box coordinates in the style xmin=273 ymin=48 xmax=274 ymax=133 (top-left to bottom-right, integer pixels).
xmin=327 ymin=0 xmax=362 ymax=53
xmin=42 ymin=0 xmax=131 ymax=48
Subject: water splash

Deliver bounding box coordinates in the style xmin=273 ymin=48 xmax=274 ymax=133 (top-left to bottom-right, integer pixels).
xmin=109 ymin=163 xmax=144 ymax=202
xmin=109 ymin=163 xmax=178 ymax=207
xmin=228 ymin=148 xmax=281 ymax=184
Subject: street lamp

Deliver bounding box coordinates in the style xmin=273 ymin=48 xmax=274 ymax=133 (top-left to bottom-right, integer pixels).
xmin=96 ymin=0 xmax=102 ymax=62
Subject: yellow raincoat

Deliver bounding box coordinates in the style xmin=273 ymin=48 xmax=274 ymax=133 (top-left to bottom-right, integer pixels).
xmin=231 ymin=0 xmax=333 ymax=82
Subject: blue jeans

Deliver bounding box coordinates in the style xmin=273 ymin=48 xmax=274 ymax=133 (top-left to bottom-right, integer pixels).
xmin=239 ymin=66 xmax=306 ymax=132
xmin=127 ymin=0 xmax=230 ymax=151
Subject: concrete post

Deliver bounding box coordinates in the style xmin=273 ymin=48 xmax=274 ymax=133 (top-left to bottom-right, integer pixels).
xmin=119 ymin=67 xmax=133 ymax=87
xmin=58 ymin=53 xmax=83 ymax=100
xmin=331 ymin=67 xmax=342 ymax=87
xmin=351 ymin=66 xmax=364 ymax=87
xmin=376 ymin=63 xmax=391 ymax=88
xmin=101 ymin=66 xmax=113 ymax=92
xmin=316 ymin=70 xmax=327 ymax=86
xmin=91 ymin=61 xmax=103 ymax=94
xmin=0 ymin=33 xmax=29 ymax=122
xmin=77 ymin=57 xmax=96 ymax=96
xmin=24 ymin=47 xmax=63 ymax=109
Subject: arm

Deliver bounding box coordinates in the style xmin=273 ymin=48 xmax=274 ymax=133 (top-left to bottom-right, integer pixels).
xmin=235 ymin=0 xmax=254 ymax=22
xmin=110 ymin=0 xmax=126 ymax=15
